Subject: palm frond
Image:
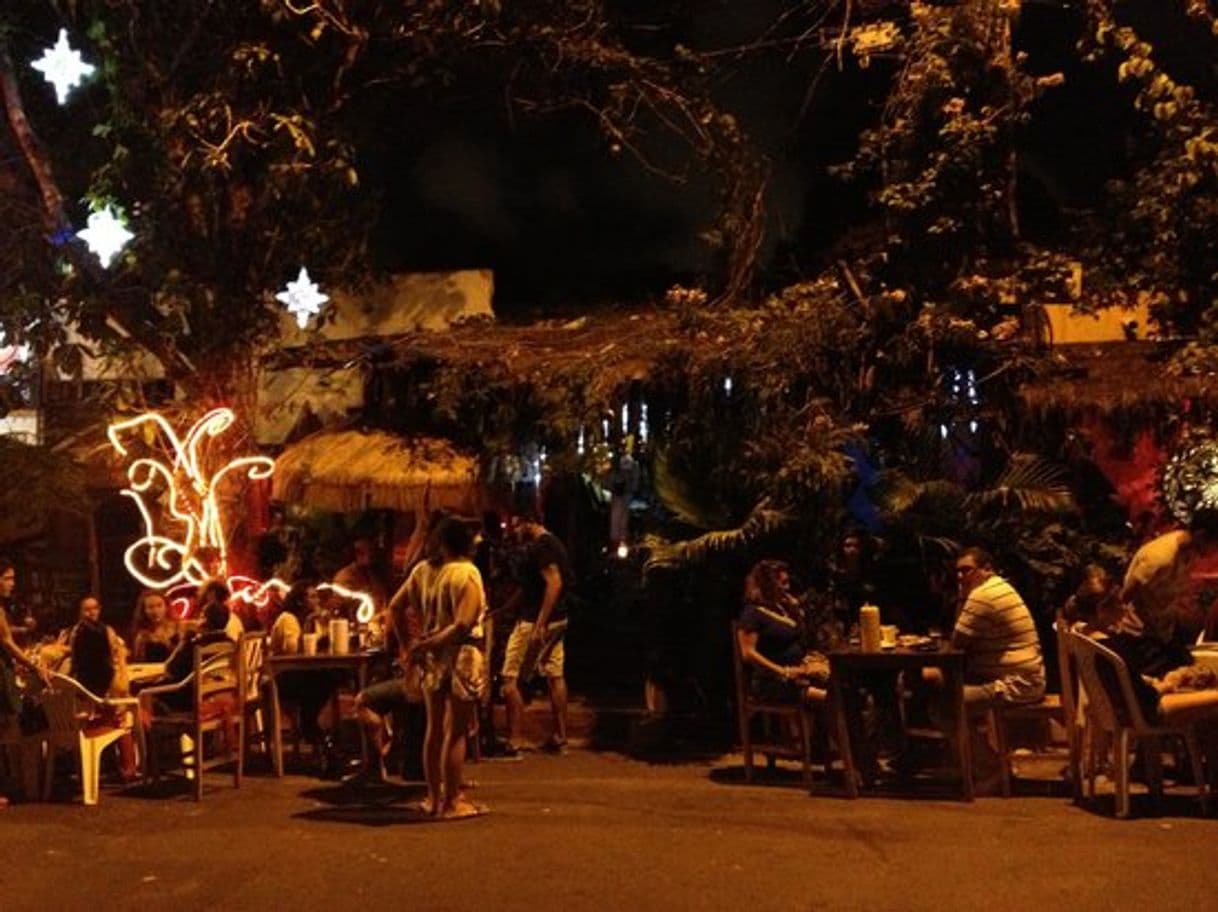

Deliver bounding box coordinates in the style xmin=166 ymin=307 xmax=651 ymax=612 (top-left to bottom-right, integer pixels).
xmin=968 ymin=453 xmax=1076 ymax=516
xmin=642 ymin=500 xmax=792 ymax=574
xmin=652 ymin=446 xmax=731 ymax=530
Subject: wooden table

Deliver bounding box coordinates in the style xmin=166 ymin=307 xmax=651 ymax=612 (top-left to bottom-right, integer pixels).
xmin=265 ymin=651 xmax=377 ymax=777
xmin=126 ymin=662 xmax=166 ymax=685
xmin=829 ymin=643 xmax=973 ymax=801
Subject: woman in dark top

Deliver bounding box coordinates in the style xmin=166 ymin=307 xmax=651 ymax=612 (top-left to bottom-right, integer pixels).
xmin=737 ymin=560 xmax=828 ymax=704
xmin=131 ymin=590 xmax=180 ymax=663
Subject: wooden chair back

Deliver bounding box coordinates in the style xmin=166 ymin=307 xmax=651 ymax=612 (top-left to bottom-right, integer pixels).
xmin=193 ymin=640 xmax=239 ymax=716
xmin=240 ymin=633 xmax=265 ymax=703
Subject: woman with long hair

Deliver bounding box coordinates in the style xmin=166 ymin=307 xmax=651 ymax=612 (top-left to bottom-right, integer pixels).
xmin=130 ymin=590 xmax=180 ymax=663
xmin=737 ymin=560 xmax=828 ymax=704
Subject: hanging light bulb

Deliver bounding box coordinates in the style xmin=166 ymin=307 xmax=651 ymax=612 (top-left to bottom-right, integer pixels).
xmin=723 ymin=376 xmax=733 ymax=395
xmin=639 ymin=402 xmax=649 ymax=444
xmin=616 ymin=542 xmax=629 ymax=559
xmin=577 ymin=426 xmax=586 ymax=456
xmin=620 ymin=403 xmax=629 ymax=435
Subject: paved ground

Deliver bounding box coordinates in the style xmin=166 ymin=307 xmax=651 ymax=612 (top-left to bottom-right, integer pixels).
xmin=1 ymin=748 xmax=1215 ymax=912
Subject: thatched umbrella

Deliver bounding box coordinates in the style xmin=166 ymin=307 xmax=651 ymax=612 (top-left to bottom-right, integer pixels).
xmin=272 ymin=429 xmax=481 ymax=515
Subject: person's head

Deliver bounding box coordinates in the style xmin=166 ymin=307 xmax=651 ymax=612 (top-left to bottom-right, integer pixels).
xmin=282 ymin=582 xmax=316 ymax=621
xmin=134 ymin=590 xmax=168 ymax=629
xmin=1066 ymin=564 xmax=1122 ymax=630
xmin=955 ymin=546 xmax=995 ymax=595
xmin=195 ymin=546 xmax=223 ymax=579
xmin=202 ymin=598 xmax=231 ymax=633
xmin=0 ymin=556 xmax=14 ymax=600
xmin=352 ymin=538 xmax=374 ymax=568
xmin=743 ymin=560 xmax=792 ymax=607
xmin=510 ymin=508 xmax=545 ymax=543
xmin=79 ymin=594 xmax=102 ymax=623
xmin=435 ymin=517 xmax=475 ymax=560
xmin=834 ymin=528 xmax=873 ymax=577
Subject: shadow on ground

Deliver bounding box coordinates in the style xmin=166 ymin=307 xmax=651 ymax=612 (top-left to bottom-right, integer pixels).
xmin=292 ymin=780 xmax=438 ymax=827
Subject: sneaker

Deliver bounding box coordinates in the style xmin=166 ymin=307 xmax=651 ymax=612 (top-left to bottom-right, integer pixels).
xmin=540 ymin=737 xmax=568 ymax=755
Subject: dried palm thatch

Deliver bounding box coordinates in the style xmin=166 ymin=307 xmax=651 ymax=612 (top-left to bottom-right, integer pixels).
xmin=1018 ymin=342 xmax=1218 ymax=420
xmin=272 ymin=429 xmax=481 ymax=515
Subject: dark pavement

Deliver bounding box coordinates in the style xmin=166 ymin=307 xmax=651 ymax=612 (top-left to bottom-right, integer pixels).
xmin=1 ymin=748 xmax=1215 ymax=912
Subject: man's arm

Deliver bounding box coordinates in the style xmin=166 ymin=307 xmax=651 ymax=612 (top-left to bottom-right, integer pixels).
xmin=531 ymin=564 xmax=563 ymax=635
xmin=0 ymin=609 xmax=48 ymax=682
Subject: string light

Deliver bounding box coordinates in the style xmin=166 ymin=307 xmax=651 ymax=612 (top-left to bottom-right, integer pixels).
xmin=620 ymin=403 xmax=629 ymax=435
xmin=723 ymin=376 xmax=733 ymax=395
xmin=109 ymin=408 xmax=274 ymax=591
xmin=639 ymin=402 xmax=649 ymax=444
xmin=577 ymin=426 xmax=586 ymax=456
xmin=318 ymin=582 xmax=376 ymax=624
xmin=77 ymin=207 xmax=134 ymax=268
xmin=31 ymin=29 xmax=95 ymax=104
xmin=276 ymin=267 xmax=330 ymax=328
xmin=616 ymin=542 xmax=629 ymax=559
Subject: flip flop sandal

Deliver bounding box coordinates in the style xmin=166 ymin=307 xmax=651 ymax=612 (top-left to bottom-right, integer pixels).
xmin=440 ymin=800 xmax=488 ymax=820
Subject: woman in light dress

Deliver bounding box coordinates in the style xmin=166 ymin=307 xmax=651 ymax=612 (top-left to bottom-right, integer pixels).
xmin=404 ymin=517 xmax=488 ymax=819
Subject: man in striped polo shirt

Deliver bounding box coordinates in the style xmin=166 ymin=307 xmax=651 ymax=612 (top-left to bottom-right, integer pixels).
xmin=952 ymin=547 xmax=1045 ymax=711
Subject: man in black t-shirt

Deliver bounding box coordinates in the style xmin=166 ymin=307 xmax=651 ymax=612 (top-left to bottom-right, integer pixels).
xmin=499 ymin=511 xmax=573 ymax=755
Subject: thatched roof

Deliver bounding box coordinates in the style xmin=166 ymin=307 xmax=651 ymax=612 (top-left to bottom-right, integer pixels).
xmin=272 ymin=430 xmax=481 ymax=514
xmin=267 ymin=307 xmax=684 ymax=400
xmin=1018 ymin=342 xmax=1218 ymax=419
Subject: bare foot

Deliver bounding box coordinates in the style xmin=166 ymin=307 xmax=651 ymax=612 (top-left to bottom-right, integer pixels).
xmin=441 ymin=796 xmax=488 ymax=819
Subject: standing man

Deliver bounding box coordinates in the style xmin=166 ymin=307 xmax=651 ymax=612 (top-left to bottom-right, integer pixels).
xmin=0 ymin=557 xmax=51 ymax=807
xmin=500 ymin=510 xmax=573 ymax=755
xmin=1117 ymin=510 xmax=1217 ymax=645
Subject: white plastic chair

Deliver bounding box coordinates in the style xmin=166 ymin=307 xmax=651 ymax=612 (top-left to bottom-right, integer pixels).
xmin=40 ymin=673 xmax=141 ymax=806
xmin=1068 ymin=631 xmax=1211 ymax=818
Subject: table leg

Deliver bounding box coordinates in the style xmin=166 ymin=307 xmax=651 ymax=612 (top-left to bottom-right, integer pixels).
xmin=357 ymin=661 xmax=369 ymax=771
xmin=951 ymin=668 xmax=974 ymax=802
xmin=269 ymin=674 xmax=284 ymax=778
xmin=830 ymin=677 xmax=860 ymax=799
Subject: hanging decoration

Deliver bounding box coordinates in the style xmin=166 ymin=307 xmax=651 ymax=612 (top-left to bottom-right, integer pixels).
xmin=108 ymin=408 xmax=274 ymax=591
xmin=318 ymin=581 xmax=376 ymax=625
xmin=77 ymin=206 xmax=134 ymax=268
xmin=31 ymin=29 xmax=95 ymax=104
xmin=1161 ymin=431 xmax=1218 ymax=525
xmin=276 ymin=267 xmax=330 ymax=329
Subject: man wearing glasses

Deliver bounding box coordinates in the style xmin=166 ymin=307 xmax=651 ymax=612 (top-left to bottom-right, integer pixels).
xmin=952 ymin=547 xmax=1045 ymax=711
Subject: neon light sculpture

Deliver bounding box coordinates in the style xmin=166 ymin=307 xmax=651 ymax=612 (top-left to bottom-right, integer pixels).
xmin=108 ymin=408 xmax=274 ymax=591
xmin=318 ymin=581 xmax=376 ymax=625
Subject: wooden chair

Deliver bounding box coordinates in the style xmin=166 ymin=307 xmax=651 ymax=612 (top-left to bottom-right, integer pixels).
xmin=239 ymin=633 xmax=274 ymax=763
xmin=39 ymin=673 xmax=142 ymax=806
xmin=984 ymin=616 xmax=1072 ymax=797
xmin=731 ymin=622 xmax=815 ymax=790
xmin=140 ymin=640 xmax=245 ymax=801
xmin=1067 ymin=630 xmax=1211 ymax=818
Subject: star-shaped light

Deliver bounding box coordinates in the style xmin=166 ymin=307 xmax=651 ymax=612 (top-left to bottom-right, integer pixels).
xmin=276 ymin=267 xmax=330 ymax=329
xmin=31 ymin=29 xmax=96 ymax=105
xmin=76 ymin=207 xmax=134 ymax=268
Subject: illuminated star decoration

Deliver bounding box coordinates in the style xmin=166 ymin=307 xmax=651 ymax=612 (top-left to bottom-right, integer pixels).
xmin=31 ymin=29 xmax=96 ymax=105
xmin=276 ymin=267 xmax=330 ymax=329
xmin=77 ymin=207 xmax=134 ymax=268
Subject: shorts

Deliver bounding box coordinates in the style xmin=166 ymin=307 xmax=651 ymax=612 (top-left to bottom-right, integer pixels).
xmin=358 ymin=677 xmax=413 ymax=716
xmin=502 ymin=621 xmax=564 ymax=680
xmin=423 ymin=645 xmax=488 ymax=703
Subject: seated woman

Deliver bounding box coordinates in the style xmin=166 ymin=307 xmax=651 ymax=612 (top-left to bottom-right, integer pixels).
xmin=67 ymin=595 xmax=138 ymax=780
xmin=130 ymin=590 xmax=180 ymax=663
xmin=1068 ymin=566 xmax=1217 ymax=713
xmin=737 ymin=560 xmax=828 ymax=704
xmin=269 ymin=582 xmax=341 ymax=778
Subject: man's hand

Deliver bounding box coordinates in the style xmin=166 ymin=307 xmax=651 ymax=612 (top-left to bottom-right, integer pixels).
xmin=528 ymin=622 xmax=547 ymax=648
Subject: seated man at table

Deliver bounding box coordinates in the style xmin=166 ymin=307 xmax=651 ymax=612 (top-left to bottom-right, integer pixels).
xmin=951 ymin=547 xmax=1045 ymax=713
